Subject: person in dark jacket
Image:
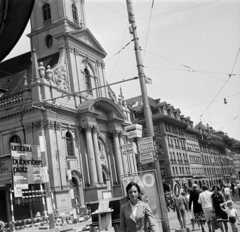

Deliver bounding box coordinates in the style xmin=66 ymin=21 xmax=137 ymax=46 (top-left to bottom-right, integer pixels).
xmin=189 ymin=184 xmax=206 ymax=232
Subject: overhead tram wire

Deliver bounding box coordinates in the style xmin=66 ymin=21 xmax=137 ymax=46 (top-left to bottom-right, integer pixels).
xmin=199 ymin=47 xmax=240 ymax=119
xmin=89 ymin=0 xmax=127 ymax=18
xmin=142 ymin=50 xmax=240 ymax=88
xmin=138 ymin=0 xmax=221 ymax=20
xmin=142 ymin=0 xmax=154 ymax=62
xmin=219 ymin=114 xmax=240 ymax=131
xmin=181 ymin=92 xmax=240 ymax=110
xmin=106 ymin=23 xmax=131 ymax=82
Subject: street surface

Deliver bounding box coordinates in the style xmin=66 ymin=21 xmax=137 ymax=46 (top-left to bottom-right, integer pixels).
xmin=12 ymin=194 xmax=240 ymax=232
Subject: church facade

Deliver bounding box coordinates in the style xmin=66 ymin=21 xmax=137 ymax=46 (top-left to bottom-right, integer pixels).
xmin=0 ymin=0 xmax=132 ymax=222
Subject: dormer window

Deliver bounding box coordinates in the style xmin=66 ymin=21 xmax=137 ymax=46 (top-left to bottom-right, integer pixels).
xmin=84 ymin=68 xmax=92 ymax=94
xmin=42 ymin=3 xmax=51 ymax=25
xmin=72 ymin=4 xmax=78 ymax=24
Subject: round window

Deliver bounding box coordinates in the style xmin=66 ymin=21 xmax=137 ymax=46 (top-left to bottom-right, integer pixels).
xmin=45 ymin=34 xmax=53 ymax=48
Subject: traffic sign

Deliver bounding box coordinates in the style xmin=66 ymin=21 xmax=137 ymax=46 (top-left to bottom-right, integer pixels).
xmin=139 ymin=152 xmax=154 ymax=164
xmin=121 ymin=143 xmax=134 ymax=155
xmin=138 ymin=136 xmax=155 ymax=154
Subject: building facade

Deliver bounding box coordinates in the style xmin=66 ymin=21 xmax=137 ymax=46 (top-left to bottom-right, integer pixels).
xmin=127 ymin=96 xmax=240 ymax=192
xmin=0 ymin=0 xmax=132 ymax=223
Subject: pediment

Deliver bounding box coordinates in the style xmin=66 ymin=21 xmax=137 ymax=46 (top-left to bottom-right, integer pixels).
xmin=70 ymin=29 xmax=107 ymax=57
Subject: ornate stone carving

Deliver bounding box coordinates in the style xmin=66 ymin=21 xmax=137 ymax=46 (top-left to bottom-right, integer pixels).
xmin=55 ymin=122 xmax=62 ymax=130
xmin=46 ymin=120 xmax=54 ymax=129
xmin=110 ymin=129 xmax=120 ymax=137
xmin=52 ymin=46 xmax=70 ymax=91
xmin=101 ymin=62 xmax=106 ymax=69
xmin=35 ymin=121 xmax=46 ymax=130
xmin=83 ymin=124 xmax=93 ymax=132
xmin=92 ymin=125 xmax=99 ymax=135
xmin=25 ymin=124 xmax=33 ymax=134
xmin=96 ymin=60 xmax=101 ymax=67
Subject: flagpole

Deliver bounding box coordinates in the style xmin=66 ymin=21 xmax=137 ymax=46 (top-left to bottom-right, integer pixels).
xmin=126 ymin=1 xmax=170 ymax=231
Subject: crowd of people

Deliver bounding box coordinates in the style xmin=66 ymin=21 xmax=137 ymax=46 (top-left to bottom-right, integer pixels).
xmin=170 ymin=183 xmax=240 ymax=232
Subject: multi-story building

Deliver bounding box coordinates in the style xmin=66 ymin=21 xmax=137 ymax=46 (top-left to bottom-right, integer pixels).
xmin=127 ymin=95 xmax=240 ymax=191
xmin=0 ymin=0 xmax=132 ymax=223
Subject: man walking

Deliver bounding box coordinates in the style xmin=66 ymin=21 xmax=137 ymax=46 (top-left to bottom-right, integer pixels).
xmin=198 ymin=185 xmax=214 ymax=232
xmin=173 ymin=191 xmax=188 ymax=229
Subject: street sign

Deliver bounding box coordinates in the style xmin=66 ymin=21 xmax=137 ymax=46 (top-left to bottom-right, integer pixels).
xmin=139 ymin=152 xmax=154 ymax=164
xmin=138 ymin=137 xmax=155 ymax=154
xmin=121 ymin=143 xmax=134 ymax=155
xmin=125 ymin=124 xmax=142 ymax=139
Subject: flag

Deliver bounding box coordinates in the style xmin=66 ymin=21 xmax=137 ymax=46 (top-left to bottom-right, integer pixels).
xmin=145 ymin=76 xmax=152 ymax=84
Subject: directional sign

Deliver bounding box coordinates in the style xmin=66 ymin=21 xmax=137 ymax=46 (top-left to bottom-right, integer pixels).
xmin=121 ymin=143 xmax=134 ymax=155
xmin=139 ymin=146 xmax=155 ymax=153
xmin=139 ymin=152 xmax=154 ymax=164
xmin=138 ymin=137 xmax=155 ymax=154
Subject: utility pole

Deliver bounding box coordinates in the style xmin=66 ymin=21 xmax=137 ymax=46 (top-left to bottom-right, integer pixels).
xmin=125 ymin=1 xmax=170 ymax=231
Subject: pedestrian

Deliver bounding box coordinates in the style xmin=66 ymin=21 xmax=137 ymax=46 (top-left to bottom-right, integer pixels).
xmin=220 ymin=200 xmax=239 ymax=232
xmin=120 ymin=182 xmax=158 ymax=232
xmin=231 ymin=182 xmax=235 ymax=196
xmin=173 ymin=190 xmax=188 ymax=229
xmin=223 ymin=184 xmax=231 ymax=201
xmin=198 ymin=185 xmax=214 ymax=232
xmin=189 ymin=184 xmax=206 ymax=232
xmin=211 ymin=185 xmax=228 ymax=232
xmin=186 ymin=188 xmax=195 ymax=231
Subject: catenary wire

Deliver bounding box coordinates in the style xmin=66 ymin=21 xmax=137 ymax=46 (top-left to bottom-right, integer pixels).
xmin=199 ymin=47 xmax=240 ymax=119
xmin=138 ymin=0 xmax=221 ymax=19
xmin=142 ymin=0 xmax=154 ymax=62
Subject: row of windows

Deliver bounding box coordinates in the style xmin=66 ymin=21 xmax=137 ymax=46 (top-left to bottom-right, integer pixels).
xmin=167 ymin=137 xmax=186 ymax=149
xmin=186 ymin=143 xmax=200 ymax=152
xmin=200 ymin=144 xmax=224 ymax=156
xmin=172 ymin=166 xmax=191 ymax=175
xmin=169 ymin=152 xmax=188 ymax=163
xmin=42 ymin=3 xmax=79 ymax=25
xmin=165 ymin=123 xmax=184 ymax=135
xmin=202 ymin=155 xmax=231 ymax=166
xmin=191 ymin=167 xmax=204 ymax=176
xmin=185 ymin=133 xmax=198 ymax=141
xmin=189 ymin=155 xmax=202 ymax=163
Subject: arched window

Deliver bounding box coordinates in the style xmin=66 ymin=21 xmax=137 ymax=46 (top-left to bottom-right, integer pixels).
xmin=72 ymin=4 xmax=78 ymax=24
xmin=42 ymin=3 xmax=51 ymax=25
xmin=84 ymin=68 xmax=92 ymax=94
xmin=10 ymin=135 xmax=21 ymax=144
xmin=66 ymin=132 xmax=74 ymax=156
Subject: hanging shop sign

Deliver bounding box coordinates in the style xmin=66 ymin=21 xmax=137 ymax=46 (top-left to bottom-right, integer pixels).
xmin=125 ymin=124 xmax=142 ymax=139
xmin=11 ymin=143 xmax=42 ymax=195
xmin=121 ymin=170 xmax=161 ymax=223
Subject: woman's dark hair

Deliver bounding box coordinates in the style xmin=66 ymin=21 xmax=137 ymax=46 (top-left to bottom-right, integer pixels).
xmin=212 ymin=185 xmax=220 ymax=192
xmin=126 ymin=182 xmax=142 ymax=200
xmin=202 ymin=185 xmax=208 ymax=191
xmin=187 ymin=188 xmax=192 ymax=194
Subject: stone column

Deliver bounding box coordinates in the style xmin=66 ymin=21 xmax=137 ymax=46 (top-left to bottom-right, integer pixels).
xmin=119 ymin=133 xmax=128 ymax=175
xmin=84 ymin=125 xmax=98 ymax=185
xmin=112 ymin=130 xmax=124 ymax=182
xmin=92 ymin=126 xmax=104 ymax=184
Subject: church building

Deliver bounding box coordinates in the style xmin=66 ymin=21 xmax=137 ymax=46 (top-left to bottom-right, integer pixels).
xmin=0 ymin=0 xmax=132 ymax=222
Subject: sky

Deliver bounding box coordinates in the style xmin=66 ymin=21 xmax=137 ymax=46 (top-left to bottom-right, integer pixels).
xmin=4 ymin=0 xmax=240 ymax=140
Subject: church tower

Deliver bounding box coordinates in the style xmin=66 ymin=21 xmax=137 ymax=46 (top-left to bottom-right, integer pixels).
xmin=28 ymin=0 xmax=109 ymax=103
